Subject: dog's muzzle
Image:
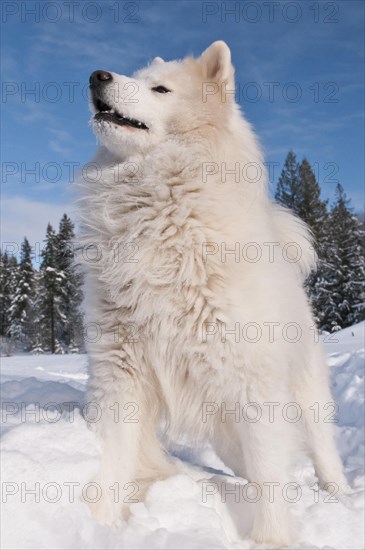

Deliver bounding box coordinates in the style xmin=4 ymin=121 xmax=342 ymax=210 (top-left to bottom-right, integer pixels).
xmin=89 ymin=70 xmax=149 ymax=130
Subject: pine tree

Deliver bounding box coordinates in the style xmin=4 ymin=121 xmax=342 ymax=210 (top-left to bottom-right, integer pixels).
xmin=8 ymin=238 xmax=35 ymax=349
xmin=2 ymin=215 xmax=84 ymax=354
xmin=295 ymin=159 xmax=331 ymax=325
xmin=29 ymin=270 xmax=45 ymax=354
xmin=56 ymin=214 xmax=84 ymax=351
xmin=309 ymin=255 xmax=338 ymax=331
xmin=275 ymin=151 xmax=300 ymax=212
xmin=275 ymin=153 xmax=330 ymax=326
xmin=275 ymin=154 xmax=329 ymax=247
xmin=0 ymin=252 xmax=18 ymax=336
xmin=297 ymin=159 xmax=329 ymax=247
xmin=321 ymin=184 xmax=365 ymax=330
xmin=39 ymin=224 xmax=65 ymax=353
xmin=0 ymin=252 xmax=18 ymax=355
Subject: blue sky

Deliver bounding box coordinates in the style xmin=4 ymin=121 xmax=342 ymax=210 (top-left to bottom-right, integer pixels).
xmin=1 ymin=0 xmax=364 ymax=253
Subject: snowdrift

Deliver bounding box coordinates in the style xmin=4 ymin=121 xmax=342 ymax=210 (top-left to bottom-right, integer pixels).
xmin=1 ymin=323 xmax=364 ymax=549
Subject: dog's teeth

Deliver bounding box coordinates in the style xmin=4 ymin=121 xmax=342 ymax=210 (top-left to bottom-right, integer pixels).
xmin=95 ymin=107 xmax=146 ymax=129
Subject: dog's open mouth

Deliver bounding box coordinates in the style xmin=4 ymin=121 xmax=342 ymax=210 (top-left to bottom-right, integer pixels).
xmin=93 ymin=98 xmax=149 ymax=130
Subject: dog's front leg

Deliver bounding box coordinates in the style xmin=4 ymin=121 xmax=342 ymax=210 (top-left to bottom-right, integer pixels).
xmin=85 ymin=361 xmax=144 ymax=525
xmin=237 ymin=381 xmax=295 ymax=546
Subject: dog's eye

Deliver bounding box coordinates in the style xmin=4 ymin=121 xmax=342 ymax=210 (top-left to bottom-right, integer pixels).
xmin=151 ymin=85 xmax=171 ymax=93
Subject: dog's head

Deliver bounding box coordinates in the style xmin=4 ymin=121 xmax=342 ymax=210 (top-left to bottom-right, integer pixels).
xmin=89 ymin=41 xmax=236 ymax=159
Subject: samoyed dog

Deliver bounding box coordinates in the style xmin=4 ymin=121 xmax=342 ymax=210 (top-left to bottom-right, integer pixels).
xmin=79 ymin=41 xmax=347 ymax=545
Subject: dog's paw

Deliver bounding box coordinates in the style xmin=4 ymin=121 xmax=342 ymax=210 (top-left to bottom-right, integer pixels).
xmin=250 ymin=507 xmax=293 ymax=548
xmin=84 ymin=487 xmax=128 ymax=526
xmin=250 ymin=526 xmax=292 ymax=548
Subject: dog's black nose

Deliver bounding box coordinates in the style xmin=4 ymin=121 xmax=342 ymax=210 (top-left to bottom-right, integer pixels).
xmin=89 ymin=70 xmax=113 ymax=85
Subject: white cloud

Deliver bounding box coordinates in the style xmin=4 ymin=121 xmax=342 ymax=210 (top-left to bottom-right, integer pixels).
xmin=47 ymin=128 xmax=74 ymax=156
xmin=1 ymin=196 xmax=74 ymax=261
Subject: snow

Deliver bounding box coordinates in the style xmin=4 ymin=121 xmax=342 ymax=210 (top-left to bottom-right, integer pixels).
xmin=1 ymin=323 xmax=364 ymax=549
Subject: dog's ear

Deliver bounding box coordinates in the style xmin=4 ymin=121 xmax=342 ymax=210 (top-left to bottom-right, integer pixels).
xmin=152 ymin=56 xmax=165 ymax=65
xmin=199 ymin=41 xmax=234 ymax=85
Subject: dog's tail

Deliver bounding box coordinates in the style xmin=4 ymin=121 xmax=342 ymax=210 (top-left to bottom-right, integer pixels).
xmin=271 ymin=204 xmax=317 ymax=282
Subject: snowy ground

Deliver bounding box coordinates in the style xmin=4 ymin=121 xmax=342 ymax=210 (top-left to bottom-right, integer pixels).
xmin=1 ymin=323 xmax=364 ymax=549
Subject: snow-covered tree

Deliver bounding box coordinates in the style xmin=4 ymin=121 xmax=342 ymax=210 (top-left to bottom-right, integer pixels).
xmin=319 ymin=184 xmax=365 ymax=330
xmin=275 ymin=151 xmax=300 ymax=212
xmin=275 ymin=154 xmax=330 ymax=325
xmin=295 ymin=159 xmax=330 ymax=324
xmin=56 ymin=214 xmax=84 ymax=351
xmin=8 ymin=238 xmax=35 ymax=349
xmin=29 ymin=270 xmax=45 ymax=354
xmin=275 ymin=154 xmax=328 ymax=250
xmin=2 ymin=214 xmax=85 ymax=354
xmin=0 ymin=251 xmax=18 ymax=337
xmin=297 ymin=159 xmax=329 ymax=246
xmin=39 ymin=224 xmax=66 ymax=353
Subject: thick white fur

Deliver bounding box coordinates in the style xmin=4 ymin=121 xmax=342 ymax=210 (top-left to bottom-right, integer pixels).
xmin=78 ymin=41 xmax=347 ymax=545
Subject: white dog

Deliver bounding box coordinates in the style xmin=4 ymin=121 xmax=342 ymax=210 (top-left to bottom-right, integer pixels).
xmin=78 ymin=41 xmax=347 ymax=545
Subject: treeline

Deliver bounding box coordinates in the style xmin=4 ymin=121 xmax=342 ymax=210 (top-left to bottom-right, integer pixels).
xmin=0 ymin=155 xmax=364 ymax=354
xmin=275 ymin=151 xmax=365 ymax=332
xmin=0 ymin=214 xmax=84 ymax=354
